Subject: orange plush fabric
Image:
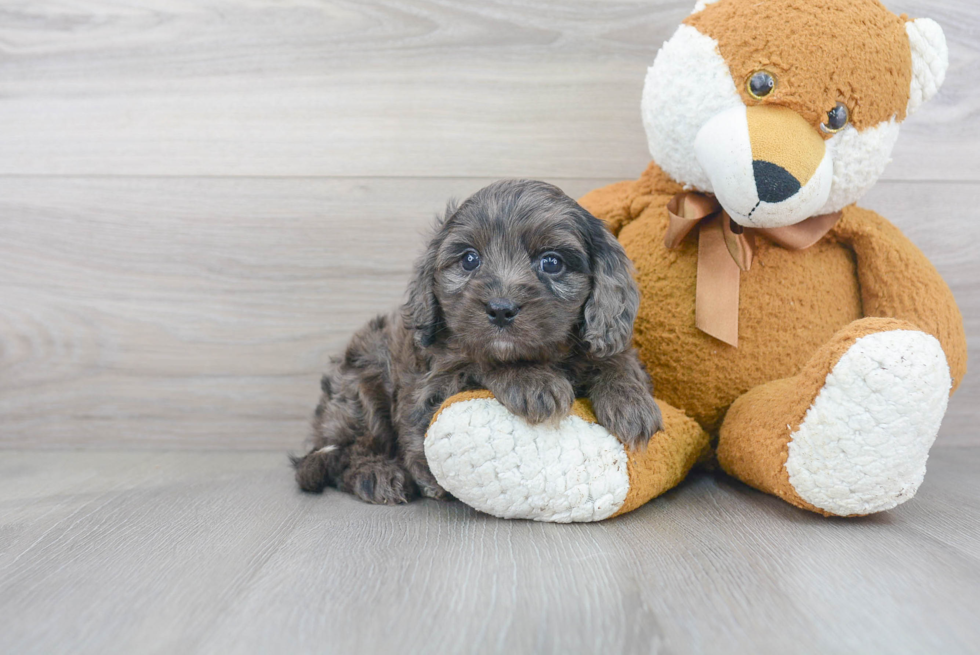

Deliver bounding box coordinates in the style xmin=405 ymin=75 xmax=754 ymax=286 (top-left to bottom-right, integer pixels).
xmin=580 ymin=156 xmax=966 ymax=515
xmin=686 ymin=0 xmax=913 ymax=131
xmin=581 ymin=160 xmax=966 ymax=434
xmin=717 ymin=317 xmax=924 ymax=516
xmin=427 ymin=0 xmax=963 ymax=521
xmin=612 ymin=399 xmax=711 ymax=517
xmin=582 ymin=162 xmax=867 ymax=432
xmin=569 ymin=0 xmax=965 ymax=517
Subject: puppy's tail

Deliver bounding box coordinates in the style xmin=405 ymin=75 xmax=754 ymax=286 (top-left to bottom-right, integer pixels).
xmin=290 ymin=445 xmax=344 ymax=493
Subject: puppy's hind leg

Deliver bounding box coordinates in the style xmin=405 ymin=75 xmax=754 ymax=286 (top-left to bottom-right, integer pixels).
xmin=293 ymin=440 xmax=416 ymax=505
xmin=292 ymin=442 xmax=347 ymax=493
xmin=295 ymin=371 xmax=417 ymax=505
xmin=292 ymin=380 xmax=354 ymax=493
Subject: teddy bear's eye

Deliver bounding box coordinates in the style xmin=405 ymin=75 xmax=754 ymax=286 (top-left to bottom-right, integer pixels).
xmin=747 ymin=71 xmax=775 ymax=100
xmin=821 ymin=102 xmax=850 ymax=133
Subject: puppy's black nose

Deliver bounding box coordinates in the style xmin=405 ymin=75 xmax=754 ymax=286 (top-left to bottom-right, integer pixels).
xmin=753 ymin=160 xmax=802 ymax=203
xmin=486 ymin=298 xmax=520 ymax=327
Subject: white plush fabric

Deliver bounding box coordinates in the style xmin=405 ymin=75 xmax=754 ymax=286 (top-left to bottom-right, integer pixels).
xmin=816 ymin=119 xmax=901 ymax=216
xmin=907 ymin=18 xmax=949 ymax=116
xmin=785 ymin=330 xmax=951 ymax=516
xmin=694 ymin=105 xmax=834 ymax=228
xmin=425 ymin=398 xmax=630 ymax=523
xmin=644 ymin=17 xmax=947 ymax=226
xmin=692 ymin=104 xmax=753 ymax=205
xmin=691 ymin=0 xmax=721 ymax=14
xmin=642 ymin=24 xmax=743 ymax=193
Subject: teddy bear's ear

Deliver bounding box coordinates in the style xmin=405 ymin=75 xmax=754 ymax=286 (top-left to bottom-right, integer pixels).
xmin=691 ymin=0 xmax=721 ymax=15
xmin=906 ymin=18 xmax=949 ymax=115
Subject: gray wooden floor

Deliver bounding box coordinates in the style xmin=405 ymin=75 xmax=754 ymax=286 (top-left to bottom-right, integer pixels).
xmin=1 ymin=448 xmax=978 ymax=654
xmin=2 ymin=1 xmax=979 ymax=653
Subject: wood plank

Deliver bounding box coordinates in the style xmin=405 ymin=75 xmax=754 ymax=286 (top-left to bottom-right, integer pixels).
xmin=0 ymin=0 xmax=976 ymax=180
xmin=0 ymin=176 xmax=609 ymax=449
xmin=0 ymin=176 xmax=976 ymax=448
xmin=0 ymin=451 xmax=310 ymax=653
xmin=0 ymin=448 xmax=977 ymax=654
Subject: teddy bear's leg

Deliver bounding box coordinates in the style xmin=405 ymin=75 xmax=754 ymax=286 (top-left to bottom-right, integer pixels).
xmin=610 ymin=398 xmax=711 ymax=517
xmin=425 ymin=391 xmax=708 ymax=521
xmin=717 ymin=317 xmax=952 ymax=516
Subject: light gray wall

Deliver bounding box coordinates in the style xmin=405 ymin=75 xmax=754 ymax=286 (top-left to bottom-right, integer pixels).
xmin=1 ymin=0 xmax=976 ymax=448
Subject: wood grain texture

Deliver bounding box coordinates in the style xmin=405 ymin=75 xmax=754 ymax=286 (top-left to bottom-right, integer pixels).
xmin=0 ymin=176 xmax=976 ymax=448
xmin=0 ymin=0 xmax=976 ymax=448
xmin=0 ymin=0 xmax=977 ymax=180
xmin=1 ymin=3 xmax=977 ymax=653
xmin=0 ymin=176 xmax=608 ymax=448
xmin=0 ymin=448 xmax=978 ymax=654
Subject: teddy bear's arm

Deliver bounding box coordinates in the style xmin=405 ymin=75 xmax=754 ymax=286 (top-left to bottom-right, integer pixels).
xmin=578 ymin=180 xmax=641 ymax=236
xmin=835 ymin=205 xmax=967 ymax=391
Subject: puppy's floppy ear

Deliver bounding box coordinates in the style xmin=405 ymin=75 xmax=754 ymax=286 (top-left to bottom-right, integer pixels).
xmin=580 ymin=208 xmax=640 ymax=358
xmin=403 ymin=201 xmax=456 ymax=348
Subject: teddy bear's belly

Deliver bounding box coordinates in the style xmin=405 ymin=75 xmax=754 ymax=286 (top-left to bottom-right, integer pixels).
xmin=621 ymin=221 xmax=863 ymax=434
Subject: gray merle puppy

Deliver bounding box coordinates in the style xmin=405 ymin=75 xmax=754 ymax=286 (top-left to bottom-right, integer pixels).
xmin=293 ymin=180 xmax=662 ymax=504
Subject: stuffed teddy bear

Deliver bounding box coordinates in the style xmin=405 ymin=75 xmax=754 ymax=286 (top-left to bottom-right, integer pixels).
xmin=424 ymin=0 xmax=967 ymax=522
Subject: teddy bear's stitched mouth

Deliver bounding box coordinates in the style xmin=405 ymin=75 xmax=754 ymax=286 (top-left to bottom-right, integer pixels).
xmin=725 ymin=200 xmax=760 ymax=227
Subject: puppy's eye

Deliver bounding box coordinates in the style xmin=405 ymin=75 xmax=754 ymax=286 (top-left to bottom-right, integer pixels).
xmin=460 ymin=249 xmax=481 ymax=272
xmin=747 ymin=71 xmax=775 ymax=100
xmin=821 ymin=102 xmax=850 ymax=133
xmin=539 ymin=253 xmax=564 ymax=274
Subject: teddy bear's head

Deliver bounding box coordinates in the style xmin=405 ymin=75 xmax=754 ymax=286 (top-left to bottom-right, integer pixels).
xmin=642 ymin=0 xmax=948 ymax=228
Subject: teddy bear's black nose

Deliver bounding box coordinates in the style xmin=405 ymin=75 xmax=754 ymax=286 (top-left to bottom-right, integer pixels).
xmin=753 ymin=160 xmax=802 ymax=203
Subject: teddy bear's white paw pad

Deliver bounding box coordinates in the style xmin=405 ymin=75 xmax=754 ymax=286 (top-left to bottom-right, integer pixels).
xmin=786 ymin=330 xmax=951 ymax=515
xmin=425 ymin=398 xmax=630 ymax=522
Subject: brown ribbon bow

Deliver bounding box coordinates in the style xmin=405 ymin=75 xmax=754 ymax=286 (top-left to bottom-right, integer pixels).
xmin=664 ymin=193 xmax=841 ymax=347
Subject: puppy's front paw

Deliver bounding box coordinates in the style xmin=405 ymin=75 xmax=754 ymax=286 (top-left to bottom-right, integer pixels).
xmin=405 ymin=457 xmax=452 ymax=501
xmin=592 ymin=385 xmax=663 ymax=450
xmin=343 ymin=456 xmax=416 ymax=505
xmin=496 ymin=372 xmax=574 ymax=425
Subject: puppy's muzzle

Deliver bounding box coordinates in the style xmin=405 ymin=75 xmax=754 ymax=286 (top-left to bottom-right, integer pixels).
xmin=486 ymin=298 xmax=520 ymax=328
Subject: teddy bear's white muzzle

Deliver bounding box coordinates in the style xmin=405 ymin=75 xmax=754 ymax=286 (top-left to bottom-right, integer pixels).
xmin=694 ymin=105 xmax=834 ymax=228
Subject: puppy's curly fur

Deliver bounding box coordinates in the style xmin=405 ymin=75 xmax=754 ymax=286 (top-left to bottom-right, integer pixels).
xmin=293 ymin=180 xmax=662 ymax=504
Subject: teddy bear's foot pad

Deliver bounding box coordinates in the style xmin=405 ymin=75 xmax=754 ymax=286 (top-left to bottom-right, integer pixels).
xmin=425 ymin=396 xmax=631 ymax=522
xmin=785 ymin=330 xmax=951 ymax=516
